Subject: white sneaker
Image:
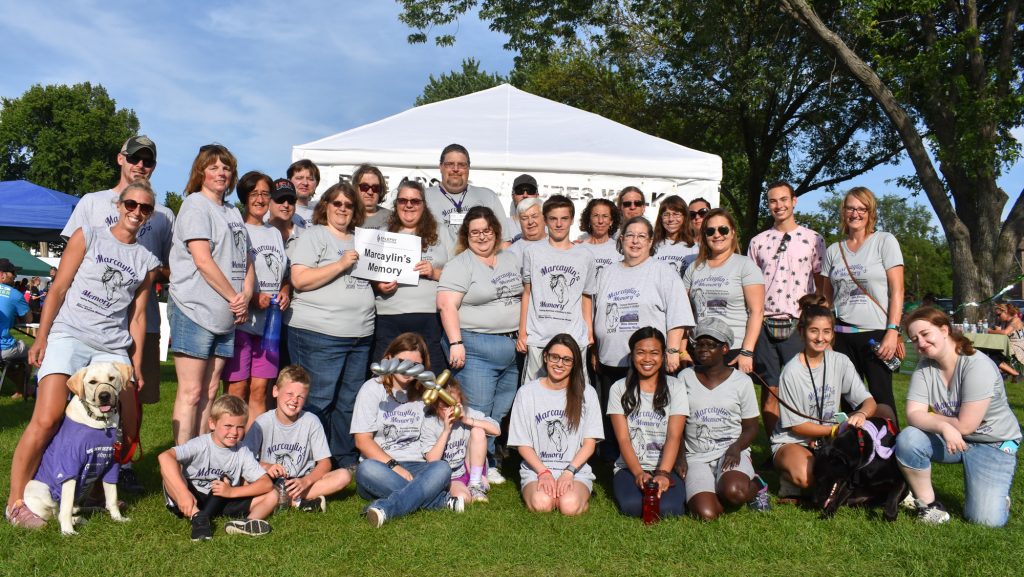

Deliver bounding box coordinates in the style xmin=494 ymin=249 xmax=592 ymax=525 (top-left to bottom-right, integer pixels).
xmin=915 ymin=499 xmax=950 ymax=524
xmin=366 ymin=506 xmax=387 ymax=528
xmin=485 ymin=467 xmax=506 ymax=486
xmin=446 ymin=495 xmax=465 ymax=513
xmin=900 ymin=492 xmax=917 ymax=510
xmin=468 ymin=483 xmax=489 ymax=503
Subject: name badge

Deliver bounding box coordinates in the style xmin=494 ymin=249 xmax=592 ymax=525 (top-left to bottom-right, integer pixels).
xmin=449 ymin=212 xmax=466 ymax=227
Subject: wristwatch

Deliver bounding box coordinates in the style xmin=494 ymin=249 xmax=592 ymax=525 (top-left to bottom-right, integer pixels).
xmin=565 ymin=464 xmax=579 ymax=475
xmin=386 ymin=459 xmax=398 ymax=469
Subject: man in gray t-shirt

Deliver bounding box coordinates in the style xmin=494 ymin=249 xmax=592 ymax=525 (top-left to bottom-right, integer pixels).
xmin=425 ymin=144 xmax=512 ymax=253
xmin=287 ymin=159 xmax=320 ymax=228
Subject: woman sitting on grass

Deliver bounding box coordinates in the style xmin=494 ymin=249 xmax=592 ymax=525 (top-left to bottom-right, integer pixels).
xmin=896 ymin=306 xmax=1021 ymax=527
xmin=771 ymin=295 xmax=877 ymax=501
xmin=607 ymin=326 xmax=688 ymax=518
xmin=508 ymin=334 xmax=603 ymax=516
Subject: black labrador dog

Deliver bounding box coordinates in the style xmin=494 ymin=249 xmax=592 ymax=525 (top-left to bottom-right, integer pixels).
xmin=812 ymin=417 xmax=909 ymax=521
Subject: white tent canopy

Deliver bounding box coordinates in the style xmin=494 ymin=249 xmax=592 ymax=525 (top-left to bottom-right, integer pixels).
xmin=293 ymin=84 xmax=721 ymax=213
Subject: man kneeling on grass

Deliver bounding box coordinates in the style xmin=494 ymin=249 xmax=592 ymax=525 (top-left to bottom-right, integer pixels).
xmin=159 ymin=395 xmax=276 ymax=541
xmin=243 ymin=365 xmax=352 ymax=512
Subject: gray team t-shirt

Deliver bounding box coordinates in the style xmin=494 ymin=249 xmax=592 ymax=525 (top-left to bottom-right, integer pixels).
xmin=522 ymin=241 xmax=596 ymax=349
xmin=241 ymin=223 xmax=287 ymax=336
xmin=681 ymin=368 xmax=759 ymax=462
xmin=350 ymin=378 xmax=427 ymax=463
xmin=683 ymin=253 xmax=765 ymax=348
xmin=169 ymin=193 xmax=250 ymax=334
xmin=907 ymin=353 xmax=1021 ymax=444
xmin=504 ymin=238 xmax=542 ymax=261
xmin=51 ymin=226 xmax=160 ymax=353
xmin=375 ymin=235 xmax=450 ymax=316
xmin=61 ymin=189 xmax=174 ymax=335
xmin=437 ymin=249 xmax=523 ymax=334
xmin=286 ymin=225 xmax=374 ymax=338
xmin=654 ymin=240 xmax=699 ymax=279
xmin=578 ymin=239 xmax=622 ymax=286
xmin=419 ymin=406 xmax=498 ymax=480
xmin=594 ymin=258 xmax=695 ymax=367
xmin=362 ymin=208 xmax=392 ymax=230
xmin=508 ymin=379 xmax=604 ymax=489
xmin=173 ymin=433 xmax=266 ymax=495
xmin=426 ymin=185 xmax=513 ymax=251
xmin=294 ymin=203 xmax=315 ymax=228
xmin=243 ymin=410 xmax=331 ymax=478
xmin=606 ymin=376 xmax=689 ymax=472
xmin=822 ymin=232 xmax=903 ymax=330
xmin=771 ymin=350 xmax=872 ymax=448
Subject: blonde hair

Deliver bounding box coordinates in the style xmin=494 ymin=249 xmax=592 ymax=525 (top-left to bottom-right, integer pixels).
xmin=210 ymin=394 xmax=248 ymax=420
xmin=276 ymin=364 xmax=310 ymax=389
xmin=840 ymin=186 xmax=878 ymax=235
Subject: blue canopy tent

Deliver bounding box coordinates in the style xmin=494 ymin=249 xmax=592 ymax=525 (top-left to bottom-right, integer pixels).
xmin=0 ymin=180 xmax=80 ymax=242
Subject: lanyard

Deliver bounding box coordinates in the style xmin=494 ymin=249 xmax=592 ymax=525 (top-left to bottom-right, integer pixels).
xmin=805 ymin=352 xmax=827 ymax=421
xmin=438 ymin=185 xmax=466 ymax=214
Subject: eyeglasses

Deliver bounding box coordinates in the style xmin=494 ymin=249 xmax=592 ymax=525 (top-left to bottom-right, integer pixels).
xmin=121 ymin=199 xmax=155 ymax=216
xmin=704 ymin=226 xmax=731 ymax=237
xmin=250 ymin=192 xmax=271 ymax=200
xmin=544 ymin=353 xmax=574 ymax=366
xmin=442 ymin=161 xmax=469 ymax=170
xmin=514 ymin=187 xmax=539 ymax=196
xmin=689 ymin=207 xmax=709 ymax=219
xmin=272 ymin=196 xmax=296 ymax=205
xmin=661 ymin=210 xmax=684 ymax=220
xmin=621 ymin=200 xmax=645 ymax=208
xmin=622 ymin=232 xmax=650 ymax=241
xmin=843 ymin=206 xmax=869 ymax=215
xmin=358 ymin=182 xmax=382 ymax=194
xmin=396 ymin=197 xmax=423 ymax=207
xmin=122 ymin=154 xmax=156 ymax=169
xmin=330 ymin=200 xmax=354 ymax=209
xmin=773 ymin=233 xmax=791 ymax=260
xmin=468 ymin=229 xmax=495 ymax=239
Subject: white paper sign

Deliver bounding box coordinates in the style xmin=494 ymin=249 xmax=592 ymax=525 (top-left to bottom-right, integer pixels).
xmin=352 ymin=227 xmax=421 ymax=285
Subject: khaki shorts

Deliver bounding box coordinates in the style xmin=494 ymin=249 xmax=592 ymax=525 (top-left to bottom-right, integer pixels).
xmin=138 ymin=334 xmax=162 ymax=405
xmin=684 ymin=449 xmax=755 ymax=501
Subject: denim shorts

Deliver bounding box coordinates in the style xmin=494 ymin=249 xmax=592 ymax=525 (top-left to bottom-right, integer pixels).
xmin=168 ymin=299 xmax=234 ymax=360
xmin=38 ymin=332 xmax=130 ymax=380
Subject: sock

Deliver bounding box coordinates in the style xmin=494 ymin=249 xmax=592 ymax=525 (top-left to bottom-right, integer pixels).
xmin=469 ymin=466 xmax=483 ymax=486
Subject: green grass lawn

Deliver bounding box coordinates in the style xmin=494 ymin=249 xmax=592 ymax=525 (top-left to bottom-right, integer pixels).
xmin=1 ymin=361 xmax=1023 ymax=577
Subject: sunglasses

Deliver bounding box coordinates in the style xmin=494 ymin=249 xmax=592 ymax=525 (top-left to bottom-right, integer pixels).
xmin=199 ymin=143 xmax=227 ymax=153
xmin=272 ymin=196 xmax=296 ymax=205
xmin=396 ymin=197 xmax=423 ymax=206
xmin=689 ymin=207 xmax=710 ymax=219
xmin=121 ymin=199 xmax=155 ymax=216
xmin=330 ymin=200 xmax=354 ymax=209
xmin=704 ymin=225 xmax=731 ymax=237
xmin=621 ymin=200 xmax=645 ymax=208
xmin=773 ymin=233 xmax=792 ymax=260
xmin=514 ymin=187 xmax=539 ymax=196
xmin=358 ymin=182 xmax=382 ymax=194
xmin=123 ymin=154 xmax=156 ymax=169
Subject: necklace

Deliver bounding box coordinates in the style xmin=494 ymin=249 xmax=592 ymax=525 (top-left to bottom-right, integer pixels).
xmin=804 ymin=352 xmax=828 ymax=421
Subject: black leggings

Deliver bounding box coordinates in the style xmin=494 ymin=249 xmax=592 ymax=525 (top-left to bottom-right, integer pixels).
xmin=832 ymin=329 xmax=897 ymax=422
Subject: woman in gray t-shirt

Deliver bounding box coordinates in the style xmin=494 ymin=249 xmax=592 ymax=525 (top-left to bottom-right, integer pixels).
xmin=9 ymin=181 xmax=160 ymax=522
xmin=371 ymin=180 xmax=448 ymax=371
xmin=896 ymin=307 xmax=1021 ymax=527
xmin=287 ymin=182 xmax=373 ymax=470
xmin=652 ymin=195 xmax=698 ymax=278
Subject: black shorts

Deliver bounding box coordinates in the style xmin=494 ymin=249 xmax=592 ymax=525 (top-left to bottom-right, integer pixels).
xmin=165 ymin=479 xmax=252 ymax=519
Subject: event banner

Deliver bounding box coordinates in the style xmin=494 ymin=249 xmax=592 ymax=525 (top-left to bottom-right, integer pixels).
xmin=352 ymin=227 xmax=421 ymax=285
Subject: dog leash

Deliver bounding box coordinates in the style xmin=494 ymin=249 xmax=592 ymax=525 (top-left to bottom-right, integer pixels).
xmin=114 ymin=386 xmax=143 ymax=465
xmin=749 ymin=370 xmax=837 ymax=425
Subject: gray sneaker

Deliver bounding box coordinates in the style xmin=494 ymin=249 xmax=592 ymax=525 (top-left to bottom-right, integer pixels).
xmin=747 ymin=476 xmax=771 ymax=512
xmin=468 ymin=483 xmax=489 ymax=504
xmin=224 ymin=518 xmax=272 ymax=536
xmin=446 ymin=495 xmax=465 ymax=513
xmin=366 ymin=506 xmax=387 ymax=528
xmin=297 ymin=495 xmax=327 ymax=513
xmin=915 ymin=499 xmax=951 ymax=524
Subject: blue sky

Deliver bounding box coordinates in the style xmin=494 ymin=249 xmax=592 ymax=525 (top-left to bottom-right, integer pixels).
xmin=1 ymin=1 xmax=1019 ymax=220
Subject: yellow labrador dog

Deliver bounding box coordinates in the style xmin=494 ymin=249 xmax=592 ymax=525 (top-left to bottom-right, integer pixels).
xmin=23 ymin=362 xmax=133 ymax=535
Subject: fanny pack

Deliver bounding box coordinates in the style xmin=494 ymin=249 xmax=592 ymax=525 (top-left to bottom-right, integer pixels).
xmin=763 ymin=316 xmax=796 ymax=340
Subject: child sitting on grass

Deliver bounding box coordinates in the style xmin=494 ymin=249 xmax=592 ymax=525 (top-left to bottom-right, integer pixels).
xmin=421 ymin=378 xmax=500 ymax=504
xmin=243 ymin=365 xmax=352 ymax=512
xmin=159 ymin=394 xmax=276 ymax=541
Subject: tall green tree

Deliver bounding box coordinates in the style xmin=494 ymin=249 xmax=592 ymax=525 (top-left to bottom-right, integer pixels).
xmin=778 ymin=0 xmax=1023 ymax=319
xmin=416 ymin=58 xmax=507 ymax=105
xmin=0 ymin=82 xmax=139 ymax=195
xmin=398 ymin=0 xmax=903 ymax=244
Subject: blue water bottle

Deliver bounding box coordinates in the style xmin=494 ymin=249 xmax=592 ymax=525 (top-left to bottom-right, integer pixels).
xmin=262 ymin=295 xmax=281 ymax=355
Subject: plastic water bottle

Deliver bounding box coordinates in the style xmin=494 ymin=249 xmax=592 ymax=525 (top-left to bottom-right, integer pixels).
xmin=869 ymin=338 xmax=902 ymax=372
xmin=262 ymin=295 xmax=281 ymax=354
xmin=642 ymin=479 xmax=661 ymax=525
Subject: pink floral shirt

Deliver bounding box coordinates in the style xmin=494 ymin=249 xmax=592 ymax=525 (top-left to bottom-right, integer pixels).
xmin=747 ymin=225 xmax=825 ymax=319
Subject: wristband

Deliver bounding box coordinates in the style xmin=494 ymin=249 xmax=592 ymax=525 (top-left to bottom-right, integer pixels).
xmin=886 ymin=324 xmax=901 ymax=332
xmin=386 ymin=459 xmax=398 ymax=469
xmin=738 ymin=349 xmax=754 ymax=358
xmin=537 ymin=469 xmax=553 ymax=478
xmin=667 ymin=348 xmax=680 ymax=354
xmin=830 ymin=425 xmax=839 ymax=439
xmin=565 ymin=464 xmax=579 ymax=475
xmin=653 ymin=469 xmax=671 ymax=479
xmin=449 ymin=340 xmax=464 ymax=346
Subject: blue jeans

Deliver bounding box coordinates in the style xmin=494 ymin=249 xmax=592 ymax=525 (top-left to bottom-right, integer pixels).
xmin=895 ymin=426 xmax=1018 ymax=527
xmin=287 ymin=326 xmax=371 ymax=469
xmin=442 ymin=330 xmax=518 ymax=459
xmin=356 ymin=460 xmax=451 ymax=520
xmin=612 ymin=469 xmax=686 ymax=517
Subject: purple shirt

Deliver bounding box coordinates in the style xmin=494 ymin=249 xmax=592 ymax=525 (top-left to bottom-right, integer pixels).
xmin=33 ymin=418 xmax=120 ymax=502
xmin=747 ymin=225 xmax=824 ymax=318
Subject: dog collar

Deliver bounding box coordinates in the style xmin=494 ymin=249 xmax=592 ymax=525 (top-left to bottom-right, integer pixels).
xmin=839 ymin=420 xmax=894 ymax=469
xmin=81 ymin=399 xmax=119 ymax=424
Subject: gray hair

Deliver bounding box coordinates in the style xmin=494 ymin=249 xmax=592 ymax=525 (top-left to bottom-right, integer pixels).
xmin=516 ymin=197 xmax=543 ymax=216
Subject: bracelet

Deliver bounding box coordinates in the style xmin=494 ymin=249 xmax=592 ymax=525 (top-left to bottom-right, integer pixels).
xmin=537 ymin=469 xmax=553 ymax=478
xmin=449 ymin=340 xmax=464 ymax=346
xmin=386 ymin=459 xmax=398 ymax=469
xmin=653 ymin=469 xmax=671 ymax=479
xmin=738 ymin=349 xmax=754 ymax=358
xmin=666 ymin=348 xmax=680 ymax=354
xmin=565 ymin=464 xmax=579 ymax=475
xmin=886 ymin=324 xmax=901 ymax=333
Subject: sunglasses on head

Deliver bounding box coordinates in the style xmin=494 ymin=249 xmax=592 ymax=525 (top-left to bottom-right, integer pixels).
xmin=123 ymin=154 xmax=156 ymax=169
xmin=272 ymin=196 xmax=296 ymax=205
xmin=689 ymin=207 xmax=709 ymax=219
xmin=358 ymin=182 xmax=382 ymax=194
xmin=704 ymin=225 xmax=731 ymax=237
xmin=621 ymin=200 xmax=645 ymax=208
xmin=121 ymin=199 xmax=155 ymax=216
